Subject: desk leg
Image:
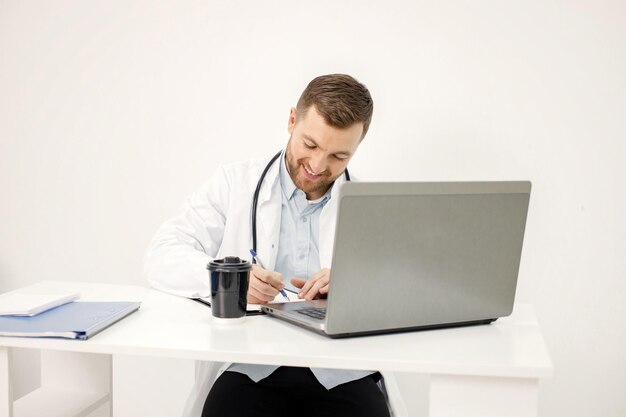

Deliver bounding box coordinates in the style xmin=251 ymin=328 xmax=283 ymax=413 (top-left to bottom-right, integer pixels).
xmin=428 ymin=375 xmax=539 ymax=417
xmin=0 ymin=347 xmax=12 ymax=417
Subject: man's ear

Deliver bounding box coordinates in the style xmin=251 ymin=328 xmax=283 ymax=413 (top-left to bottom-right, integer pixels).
xmin=287 ymin=107 xmax=297 ymax=134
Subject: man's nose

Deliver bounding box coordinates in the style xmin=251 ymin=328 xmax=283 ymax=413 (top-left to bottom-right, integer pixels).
xmin=309 ymin=153 xmax=327 ymax=174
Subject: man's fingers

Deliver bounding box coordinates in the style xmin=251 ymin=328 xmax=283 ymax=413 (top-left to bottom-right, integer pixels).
xmin=249 ymin=276 xmax=279 ymax=297
xmin=295 ymin=269 xmax=330 ymax=300
xmin=299 ymin=269 xmax=323 ymax=294
xmin=247 ymin=292 xmax=266 ymax=304
xmin=247 ymin=285 xmax=275 ymax=303
xmin=290 ymin=277 xmax=315 ymax=299
xmin=251 ymin=265 xmax=284 ymax=289
xmin=303 ymin=279 xmax=326 ymax=301
xmin=290 ymin=277 xmax=306 ymax=289
xmin=248 ymin=265 xmax=285 ymax=303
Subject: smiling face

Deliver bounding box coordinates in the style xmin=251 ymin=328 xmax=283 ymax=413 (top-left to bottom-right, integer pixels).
xmin=285 ymin=105 xmax=363 ymax=200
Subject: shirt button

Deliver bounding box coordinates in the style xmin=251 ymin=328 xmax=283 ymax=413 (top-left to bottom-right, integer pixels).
xmin=301 ymin=217 xmax=307 ymax=223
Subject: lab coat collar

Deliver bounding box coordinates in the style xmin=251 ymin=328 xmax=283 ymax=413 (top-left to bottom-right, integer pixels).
xmin=318 ymin=169 xmax=348 ymax=268
xmin=255 ymin=150 xmax=284 ymax=271
xmin=258 ymin=150 xmax=283 ymax=205
xmin=329 ymin=170 xmax=347 ymax=199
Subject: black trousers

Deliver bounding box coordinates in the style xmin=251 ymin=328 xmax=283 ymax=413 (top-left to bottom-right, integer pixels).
xmin=201 ymin=366 xmax=390 ymax=417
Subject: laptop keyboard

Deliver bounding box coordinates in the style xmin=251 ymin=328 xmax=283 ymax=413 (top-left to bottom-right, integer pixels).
xmin=295 ymin=307 xmax=326 ymax=320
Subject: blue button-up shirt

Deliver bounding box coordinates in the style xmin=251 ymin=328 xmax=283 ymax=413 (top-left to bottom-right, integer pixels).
xmin=227 ymin=153 xmax=374 ymax=389
xmin=275 ymin=156 xmax=330 ymax=292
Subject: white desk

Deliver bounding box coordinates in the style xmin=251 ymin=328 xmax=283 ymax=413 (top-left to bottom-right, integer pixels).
xmin=0 ymin=281 xmax=553 ymax=417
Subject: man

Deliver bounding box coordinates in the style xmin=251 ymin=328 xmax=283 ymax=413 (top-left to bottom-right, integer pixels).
xmin=144 ymin=74 xmax=390 ymax=417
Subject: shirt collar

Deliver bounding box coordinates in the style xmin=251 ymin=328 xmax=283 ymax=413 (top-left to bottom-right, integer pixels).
xmin=279 ymin=151 xmax=298 ymax=201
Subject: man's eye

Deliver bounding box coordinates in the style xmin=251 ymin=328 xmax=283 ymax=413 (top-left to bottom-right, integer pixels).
xmin=333 ymin=155 xmax=347 ymax=161
xmin=304 ymin=142 xmax=316 ymax=149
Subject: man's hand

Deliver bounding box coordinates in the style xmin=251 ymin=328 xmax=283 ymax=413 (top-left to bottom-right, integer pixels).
xmin=290 ymin=268 xmax=330 ymax=301
xmin=247 ymin=264 xmax=285 ymax=304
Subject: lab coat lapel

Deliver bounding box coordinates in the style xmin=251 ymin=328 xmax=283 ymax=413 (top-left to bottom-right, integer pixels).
xmin=319 ymin=173 xmax=346 ymax=269
xmin=255 ymin=156 xmax=282 ymax=271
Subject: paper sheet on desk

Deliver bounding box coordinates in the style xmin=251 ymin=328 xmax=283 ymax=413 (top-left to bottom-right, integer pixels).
xmin=195 ymin=289 xmax=303 ymax=314
xmin=0 ymin=292 xmax=80 ymax=316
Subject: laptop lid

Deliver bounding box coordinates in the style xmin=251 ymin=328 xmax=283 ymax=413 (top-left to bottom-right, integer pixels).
xmin=263 ymin=181 xmax=531 ymax=338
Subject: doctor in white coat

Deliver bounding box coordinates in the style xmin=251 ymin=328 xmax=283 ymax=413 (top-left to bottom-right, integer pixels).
xmin=144 ymin=74 xmax=407 ymax=417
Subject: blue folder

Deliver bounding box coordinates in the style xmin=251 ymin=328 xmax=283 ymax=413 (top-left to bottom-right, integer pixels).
xmin=0 ymin=301 xmax=141 ymax=340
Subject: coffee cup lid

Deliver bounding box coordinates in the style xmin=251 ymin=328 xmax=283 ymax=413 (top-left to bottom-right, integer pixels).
xmin=207 ymin=256 xmax=251 ymax=272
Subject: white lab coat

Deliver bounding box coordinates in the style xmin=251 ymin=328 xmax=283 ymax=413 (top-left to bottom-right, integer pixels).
xmin=144 ymin=153 xmax=408 ymax=417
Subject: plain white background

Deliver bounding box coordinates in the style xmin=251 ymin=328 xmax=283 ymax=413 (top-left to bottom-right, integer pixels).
xmin=1 ymin=1 xmax=625 ymax=416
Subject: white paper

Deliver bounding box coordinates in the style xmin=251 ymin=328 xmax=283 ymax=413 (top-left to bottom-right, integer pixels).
xmin=0 ymin=292 xmax=80 ymax=316
xmin=198 ymin=289 xmax=304 ymax=312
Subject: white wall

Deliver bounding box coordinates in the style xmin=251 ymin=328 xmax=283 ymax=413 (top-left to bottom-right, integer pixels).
xmin=1 ymin=1 xmax=625 ymax=416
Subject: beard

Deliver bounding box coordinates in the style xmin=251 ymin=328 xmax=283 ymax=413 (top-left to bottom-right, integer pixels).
xmin=285 ymin=143 xmax=339 ymax=199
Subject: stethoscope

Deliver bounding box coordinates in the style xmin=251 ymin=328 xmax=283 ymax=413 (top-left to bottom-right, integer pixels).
xmin=251 ymin=150 xmax=351 ymax=257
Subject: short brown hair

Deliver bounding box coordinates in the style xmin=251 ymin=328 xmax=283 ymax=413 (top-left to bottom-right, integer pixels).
xmin=296 ymin=74 xmax=373 ymax=139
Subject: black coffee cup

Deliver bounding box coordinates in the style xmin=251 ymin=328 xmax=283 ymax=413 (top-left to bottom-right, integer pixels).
xmin=207 ymin=256 xmax=251 ymax=321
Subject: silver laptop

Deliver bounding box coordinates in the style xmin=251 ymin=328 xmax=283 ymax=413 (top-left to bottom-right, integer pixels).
xmin=261 ymin=181 xmax=531 ymax=338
